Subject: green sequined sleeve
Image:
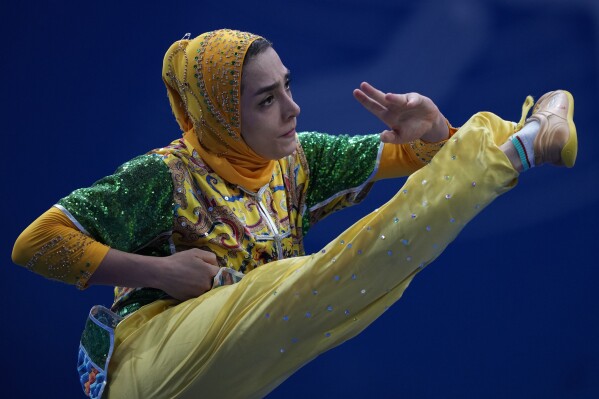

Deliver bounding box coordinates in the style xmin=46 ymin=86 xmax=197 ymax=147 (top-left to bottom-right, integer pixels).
xmin=298 ymin=132 xmax=381 ymax=226
xmin=57 ymin=154 xmax=174 ymax=253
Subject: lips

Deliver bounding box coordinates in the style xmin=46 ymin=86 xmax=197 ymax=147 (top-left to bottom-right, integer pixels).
xmin=281 ymin=128 xmax=296 ymax=137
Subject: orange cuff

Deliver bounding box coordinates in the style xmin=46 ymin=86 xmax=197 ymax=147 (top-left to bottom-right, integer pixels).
xmin=375 ymin=120 xmax=459 ymax=180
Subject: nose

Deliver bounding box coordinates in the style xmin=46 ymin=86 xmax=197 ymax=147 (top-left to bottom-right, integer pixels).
xmin=283 ymin=93 xmax=301 ymax=119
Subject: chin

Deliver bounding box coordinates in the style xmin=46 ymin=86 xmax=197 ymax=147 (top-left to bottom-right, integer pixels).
xmin=280 ymin=142 xmax=298 ymax=158
xmin=265 ymin=142 xmax=296 ymax=160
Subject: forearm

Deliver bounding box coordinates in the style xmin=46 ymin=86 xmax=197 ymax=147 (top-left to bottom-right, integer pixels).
xmin=87 ymin=248 xmax=164 ymax=289
xmin=420 ymin=112 xmax=452 ymax=143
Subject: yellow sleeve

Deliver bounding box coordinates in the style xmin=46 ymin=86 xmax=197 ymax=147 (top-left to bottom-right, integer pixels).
xmin=12 ymin=207 xmax=110 ymax=289
xmin=375 ymin=122 xmax=459 ymax=180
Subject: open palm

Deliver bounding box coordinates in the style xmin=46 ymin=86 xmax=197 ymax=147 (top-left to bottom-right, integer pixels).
xmin=353 ymin=82 xmax=448 ymax=144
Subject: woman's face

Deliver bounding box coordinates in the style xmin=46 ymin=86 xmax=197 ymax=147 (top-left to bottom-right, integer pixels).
xmin=240 ymin=47 xmax=301 ymax=160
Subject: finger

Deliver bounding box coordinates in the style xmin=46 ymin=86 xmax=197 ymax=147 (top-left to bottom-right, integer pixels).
xmin=210 ymin=263 xmax=220 ymax=274
xmin=359 ymin=81 xmax=388 ymax=105
xmin=194 ymin=249 xmax=219 ymax=266
xmin=404 ymin=92 xmax=424 ymax=107
xmin=384 ymin=93 xmax=409 ymax=109
xmin=353 ymin=88 xmax=387 ymax=116
xmin=380 ymin=129 xmax=412 ymax=144
xmin=380 ymin=129 xmax=399 ymax=144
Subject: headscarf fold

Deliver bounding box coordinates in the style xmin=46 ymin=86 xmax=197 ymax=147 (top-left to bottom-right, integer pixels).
xmin=162 ymin=29 xmax=275 ymax=191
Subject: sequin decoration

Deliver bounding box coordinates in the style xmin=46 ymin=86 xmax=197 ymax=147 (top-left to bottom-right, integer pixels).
xmin=24 ymin=232 xmax=94 ymax=289
xmin=408 ymin=139 xmax=447 ymax=164
xmin=57 ymin=155 xmax=174 ymax=254
xmin=300 ymin=132 xmax=380 ymax=224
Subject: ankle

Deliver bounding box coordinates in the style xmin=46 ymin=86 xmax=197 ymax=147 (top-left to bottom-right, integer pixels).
xmin=500 ymin=141 xmax=524 ymax=172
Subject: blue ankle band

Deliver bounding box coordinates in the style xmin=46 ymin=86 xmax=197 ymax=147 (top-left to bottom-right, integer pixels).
xmin=510 ymin=136 xmax=531 ymax=171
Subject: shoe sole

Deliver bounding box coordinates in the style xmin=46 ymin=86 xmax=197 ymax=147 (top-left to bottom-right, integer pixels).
xmin=562 ymin=90 xmax=577 ymax=168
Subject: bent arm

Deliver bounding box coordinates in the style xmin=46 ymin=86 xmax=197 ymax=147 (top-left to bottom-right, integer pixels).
xmin=11 ymin=206 xmax=166 ymax=289
xmin=12 ymin=207 xmax=110 ymax=289
xmin=12 ymin=154 xmax=220 ymax=300
xmin=12 ymin=207 xmax=220 ymax=300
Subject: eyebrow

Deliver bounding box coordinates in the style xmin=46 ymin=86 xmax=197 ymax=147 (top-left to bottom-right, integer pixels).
xmin=253 ymin=70 xmax=291 ymax=97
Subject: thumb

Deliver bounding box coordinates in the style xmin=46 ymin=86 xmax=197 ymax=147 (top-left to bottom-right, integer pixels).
xmin=380 ymin=129 xmax=400 ymax=144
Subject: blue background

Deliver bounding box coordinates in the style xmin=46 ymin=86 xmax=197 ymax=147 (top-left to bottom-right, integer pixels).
xmin=3 ymin=0 xmax=599 ymax=397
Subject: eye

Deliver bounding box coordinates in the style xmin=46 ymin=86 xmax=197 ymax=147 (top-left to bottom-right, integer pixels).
xmin=260 ymin=95 xmax=274 ymax=106
xmin=284 ymin=78 xmax=291 ymax=90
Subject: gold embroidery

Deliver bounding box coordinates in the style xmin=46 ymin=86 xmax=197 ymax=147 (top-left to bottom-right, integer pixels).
xmin=25 ymin=232 xmax=94 ymax=289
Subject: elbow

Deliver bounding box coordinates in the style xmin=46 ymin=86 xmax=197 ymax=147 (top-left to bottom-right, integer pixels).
xmin=12 ymin=230 xmax=33 ymax=266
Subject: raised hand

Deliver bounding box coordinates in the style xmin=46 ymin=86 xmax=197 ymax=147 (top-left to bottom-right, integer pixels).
xmin=353 ymin=82 xmax=449 ymax=144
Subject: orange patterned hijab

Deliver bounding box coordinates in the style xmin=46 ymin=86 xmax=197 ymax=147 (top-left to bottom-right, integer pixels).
xmin=162 ymin=29 xmax=275 ymax=191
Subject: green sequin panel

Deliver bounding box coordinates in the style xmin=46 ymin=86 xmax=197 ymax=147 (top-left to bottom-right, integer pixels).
xmin=114 ymin=288 xmax=170 ymax=317
xmin=57 ymin=155 xmax=174 ymax=253
xmin=80 ymin=315 xmax=111 ymax=367
xmin=298 ymin=132 xmax=380 ymax=208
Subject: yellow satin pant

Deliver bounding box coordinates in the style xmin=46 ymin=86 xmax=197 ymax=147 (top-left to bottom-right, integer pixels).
xmin=107 ymin=109 xmax=525 ymax=398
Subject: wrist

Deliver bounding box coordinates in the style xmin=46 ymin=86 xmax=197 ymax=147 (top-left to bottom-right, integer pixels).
xmin=421 ymin=115 xmax=450 ymax=143
xmin=144 ymin=255 xmax=167 ymax=290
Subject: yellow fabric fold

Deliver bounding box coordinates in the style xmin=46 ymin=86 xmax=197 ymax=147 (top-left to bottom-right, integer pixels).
xmin=183 ymin=130 xmax=273 ymax=191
